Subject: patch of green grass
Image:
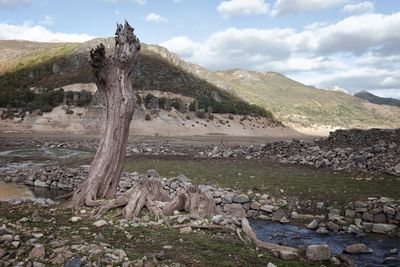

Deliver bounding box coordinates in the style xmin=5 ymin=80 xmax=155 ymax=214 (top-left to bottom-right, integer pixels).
xmin=122 ymin=156 xmax=400 ymax=206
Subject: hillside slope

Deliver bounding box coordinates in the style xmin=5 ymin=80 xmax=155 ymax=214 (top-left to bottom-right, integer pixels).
xmin=354 ymin=90 xmax=400 ymax=108
xmin=0 ymin=39 xmax=271 ymax=118
xmin=132 ymin=44 xmax=400 ymax=130
xmin=211 ymin=70 xmax=400 ymax=129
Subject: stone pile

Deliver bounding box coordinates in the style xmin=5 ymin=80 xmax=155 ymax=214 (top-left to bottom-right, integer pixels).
xmin=2 ymin=166 xmax=399 ymax=237
xmin=203 ymin=129 xmax=400 ymax=176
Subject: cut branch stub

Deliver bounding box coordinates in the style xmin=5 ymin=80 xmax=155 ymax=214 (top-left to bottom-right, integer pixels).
xmin=71 ymin=22 xmax=140 ymax=209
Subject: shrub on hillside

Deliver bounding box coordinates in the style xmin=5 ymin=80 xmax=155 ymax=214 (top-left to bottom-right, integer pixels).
xmin=196 ymin=110 xmax=205 ymax=119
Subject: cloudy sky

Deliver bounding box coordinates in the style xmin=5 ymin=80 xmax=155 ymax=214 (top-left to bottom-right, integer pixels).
xmin=0 ymin=0 xmax=399 ymax=98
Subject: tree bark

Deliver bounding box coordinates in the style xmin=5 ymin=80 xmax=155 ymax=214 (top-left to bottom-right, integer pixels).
xmin=91 ymin=179 xmax=218 ymax=220
xmin=71 ymin=21 xmax=141 ymax=209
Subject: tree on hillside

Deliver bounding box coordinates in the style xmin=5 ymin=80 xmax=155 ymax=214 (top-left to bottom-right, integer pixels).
xmin=71 ymin=22 xmax=217 ymax=220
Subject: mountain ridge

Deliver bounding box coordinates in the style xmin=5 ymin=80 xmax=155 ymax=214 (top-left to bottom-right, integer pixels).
xmin=1 ymin=38 xmax=400 ymax=130
xmin=354 ymin=90 xmax=400 ymax=108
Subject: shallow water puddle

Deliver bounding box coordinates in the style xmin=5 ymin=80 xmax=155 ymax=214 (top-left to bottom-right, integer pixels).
xmin=0 ymin=180 xmax=34 ymax=201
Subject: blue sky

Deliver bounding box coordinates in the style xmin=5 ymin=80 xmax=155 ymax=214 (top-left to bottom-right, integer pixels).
xmin=0 ymin=0 xmax=399 ymax=98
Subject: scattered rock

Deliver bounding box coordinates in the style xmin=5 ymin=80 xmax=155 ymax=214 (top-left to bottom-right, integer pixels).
xmin=30 ymin=244 xmax=45 ymax=259
xmin=212 ymin=214 xmax=224 ymax=225
xmin=70 ymin=216 xmax=82 ymax=223
xmin=0 ymin=248 xmax=7 ymax=259
xmin=32 ymin=233 xmax=44 ymax=239
xmin=306 ymin=245 xmax=332 ymax=261
xmin=315 ymin=227 xmax=329 ymax=235
xmin=179 ymin=226 xmax=192 ymax=234
xmin=176 ymin=216 xmax=189 ymax=224
xmin=344 ymin=243 xmax=373 ymax=254
xmin=279 ymin=250 xmax=298 ymax=260
xmin=233 ymin=194 xmax=250 ymax=203
xmin=306 ymin=219 xmax=318 ymax=230
xmin=372 ymin=223 xmax=397 ymax=234
xmin=147 ymin=170 xmax=159 ymax=178
xmin=34 ymin=179 xmax=48 ymax=188
xmin=223 ymin=203 xmax=246 ymax=217
xmin=93 ymin=220 xmax=108 ymax=228
xmin=260 ymin=205 xmax=276 ymax=213
xmin=64 ymin=257 xmax=83 ymax=267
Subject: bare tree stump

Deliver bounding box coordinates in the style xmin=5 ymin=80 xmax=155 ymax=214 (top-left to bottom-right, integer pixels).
xmin=71 ymin=21 xmax=141 ymax=209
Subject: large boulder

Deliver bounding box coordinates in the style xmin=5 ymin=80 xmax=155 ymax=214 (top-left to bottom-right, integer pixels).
xmin=306 ymin=245 xmax=332 ymax=261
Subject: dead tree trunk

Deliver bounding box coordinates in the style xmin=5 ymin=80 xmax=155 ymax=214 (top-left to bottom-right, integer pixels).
xmin=71 ymin=21 xmax=141 ymax=209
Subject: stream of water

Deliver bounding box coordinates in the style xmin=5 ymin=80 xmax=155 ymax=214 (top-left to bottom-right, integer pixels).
xmin=250 ymin=219 xmax=400 ymax=266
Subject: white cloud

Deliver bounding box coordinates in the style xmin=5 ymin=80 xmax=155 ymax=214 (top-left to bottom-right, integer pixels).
xmin=39 ymin=15 xmax=54 ymax=26
xmin=145 ymin=13 xmax=168 ymax=23
xmin=134 ymin=0 xmax=146 ymax=4
xmin=0 ymin=22 xmax=96 ymax=42
xmin=343 ymin=1 xmax=374 ymax=14
xmin=327 ymin=85 xmax=349 ymax=94
xmin=272 ymin=0 xmax=348 ymax=16
xmin=160 ymin=36 xmax=201 ymax=58
xmin=217 ymin=0 xmax=269 ymax=17
xmin=305 ymin=13 xmax=400 ymax=55
xmin=381 ymin=76 xmax=399 ymax=87
xmin=0 ymin=0 xmax=30 ymax=8
xmin=160 ymin=12 xmax=400 ymax=94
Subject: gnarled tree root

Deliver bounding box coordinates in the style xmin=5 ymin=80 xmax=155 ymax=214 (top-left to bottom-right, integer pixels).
xmin=163 ymin=186 xmax=218 ymax=219
xmin=91 ymin=178 xmax=218 ymax=220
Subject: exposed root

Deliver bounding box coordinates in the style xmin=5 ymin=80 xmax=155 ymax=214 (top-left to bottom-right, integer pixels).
xmin=90 ymin=178 xmax=218 ymax=220
xmin=91 ymin=179 xmax=170 ymax=219
xmin=163 ymin=186 xmax=218 ymax=219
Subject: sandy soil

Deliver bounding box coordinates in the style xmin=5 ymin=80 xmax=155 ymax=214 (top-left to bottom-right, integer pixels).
xmin=0 ymin=106 xmax=318 ymax=145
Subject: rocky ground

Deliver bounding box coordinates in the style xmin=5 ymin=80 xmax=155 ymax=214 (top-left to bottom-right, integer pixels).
xmin=203 ymin=128 xmax=400 ymax=176
xmin=1 ymin=128 xmax=400 ymax=266
xmin=1 ymin=200 xmax=299 ymax=267
xmin=1 ymin=128 xmax=399 ymax=176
